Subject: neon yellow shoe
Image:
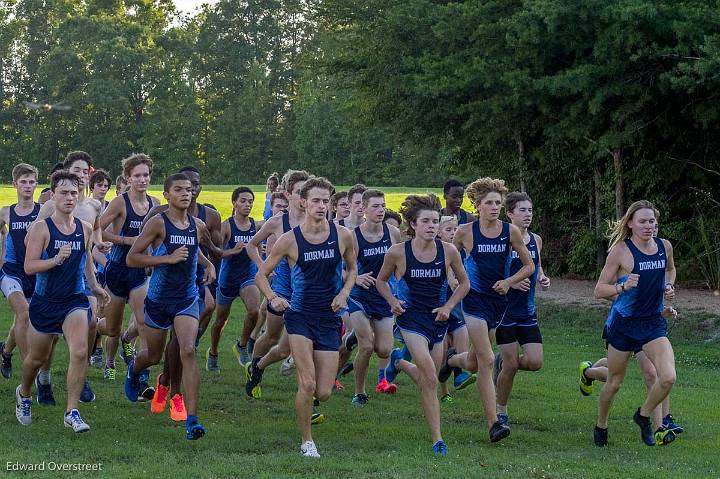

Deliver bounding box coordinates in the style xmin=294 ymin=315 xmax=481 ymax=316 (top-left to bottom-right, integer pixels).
xmin=578 ymin=361 xmax=593 ymax=396
xmin=311 ymin=406 xmax=325 ymax=425
xmin=654 ymin=426 xmax=676 ymax=446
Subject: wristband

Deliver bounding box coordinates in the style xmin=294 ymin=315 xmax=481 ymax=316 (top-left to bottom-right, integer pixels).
xmin=621 ymin=282 xmax=626 ymax=293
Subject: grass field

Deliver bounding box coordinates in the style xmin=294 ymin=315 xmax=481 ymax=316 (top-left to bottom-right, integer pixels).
xmin=1 ymin=301 xmax=719 ymax=478
xmin=0 ymin=185 xmax=462 ymax=222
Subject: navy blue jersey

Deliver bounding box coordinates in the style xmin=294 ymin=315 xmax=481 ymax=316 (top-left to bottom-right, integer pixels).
xmin=273 ymin=211 xmax=293 ymax=298
xmin=34 ymin=218 xmax=86 ymax=298
xmin=108 ymin=193 xmax=151 ymax=265
xmin=194 ymin=204 xmax=208 ymax=290
xmin=505 ymin=233 xmax=540 ymax=318
xmin=218 ymin=217 xmax=257 ymax=288
xmin=290 ymin=222 xmax=343 ymax=315
xmin=148 ymin=213 xmax=199 ymax=302
xmin=465 ymin=221 xmax=511 ymax=297
xmin=350 ymin=223 xmax=391 ymax=303
xmin=396 ymin=240 xmax=448 ymax=314
xmin=457 ymin=208 xmax=470 ymax=225
xmin=3 ymin=203 xmax=40 ymax=275
xmin=611 ymin=238 xmax=667 ymax=320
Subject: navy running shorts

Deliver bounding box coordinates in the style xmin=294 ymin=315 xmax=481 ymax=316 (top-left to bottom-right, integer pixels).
xmin=105 ymin=261 xmax=147 ymax=300
xmin=462 ymin=289 xmax=507 ymax=330
xmin=395 ymin=311 xmax=448 ymax=350
xmin=144 ymin=296 xmax=200 ymax=330
xmin=29 ymin=293 xmax=91 ymax=335
xmin=284 ymin=308 xmax=342 ymax=352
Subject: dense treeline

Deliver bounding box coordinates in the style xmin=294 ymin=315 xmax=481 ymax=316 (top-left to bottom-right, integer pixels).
xmin=0 ymin=0 xmax=718 ymax=284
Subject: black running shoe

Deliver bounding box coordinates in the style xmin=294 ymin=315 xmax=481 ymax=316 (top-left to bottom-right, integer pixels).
xmin=633 ymin=408 xmax=656 ymax=446
xmin=594 ymin=426 xmax=608 ymax=447
xmin=0 ymin=341 xmax=12 ymax=379
xmin=492 ymin=352 xmax=503 ymax=386
xmin=245 ymin=357 xmax=264 ymax=398
xmin=489 ymin=420 xmax=510 ymax=443
xmin=344 ymin=331 xmax=358 ymax=352
xmin=339 ymin=362 xmax=354 ymax=377
xmin=438 ymin=347 xmax=457 ymax=383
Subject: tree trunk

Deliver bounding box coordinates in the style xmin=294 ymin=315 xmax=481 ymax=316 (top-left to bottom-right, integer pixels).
xmin=594 ymin=163 xmax=605 ymax=268
xmin=612 ymin=148 xmax=625 ymax=219
xmin=515 ymin=133 xmax=526 ymax=192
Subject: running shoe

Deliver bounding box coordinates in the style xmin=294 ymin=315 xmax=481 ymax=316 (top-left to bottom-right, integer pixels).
xmin=497 ymin=414 xmax=509 ymax=426
xmin=453 ymin=371 xmax=476 ymax=391
xmin=64 ymin=409 xmax=90 ymax=433
xmin=344 ymin=330 xmax=358 ymax=352
xmin=339 ymin=362 xmax=354 ymax=377
xmin=79 ymin=379 xmax=96 ymax=403
xmin=206 ymin=348 xmax=219 ymax=373
xmin=300 ymin=440 xmax=320 ymax=458
xmin=171 ymin=394 xmax=188 ymax=421
xmin=280 ymin=356 xmax=295 ymax=376
xmin=121 ymin=336 xmax=134 ymax=366
xmin=375 ymin=377 xmax=397 ymax=394
xmin=489 ymin=420 xmax=510 ymax=443
xmin=103 ymin=366 xmax=116 ymax=381
xmin=432 ymin=440 xmax=448 ymax=456
xmin=186 ymin=417 xmax=205 ymax=440
xmin=663 ymin=414 xmax=684 ymax=434
xmin=633 ymin=408 xmax=656 ymax=446
xmin=440 ymin=393 xmax=453 ymax=404
xmin=124 ymin=360 xmax=140 ymax=403
xmin=36 ymin=376 xmax=56 ymax=406
xmin=311 ymin=405 xmax=325 ymax=425
xmin=384 ymin=348 xmax=404 ymax=383
xmin=578 ymin=361 xmax=593 ymax=396
xmin=232 ymin=341 xmax=248 ymax=367
xmin=492 ymin=352 xmax=503 ymax=386
xmin=334 ymin=379 xmax=344 ymax=391
xmin=351 ymin=393 xmax=369 ymax=407
xmin=1 ymin=341 xmax=12 ymax=379
xmin=151 ymin=374 xmax=169 ymax=414
xmin=15 ymin=385 xmax=31 ymax=426
xmin=89 ymin=348 xmax=103 ymax=369
xmin=438 ymin=347 xmax=456 ymax=383
xmin=593 ymin=426 xmax=608 ymax=447
xmin=138 ymin=382 xmax=155 ymax=402
xmin=654 ymin=426 xmax=676 ymax=446
xmin=244 ymin=359 xmax=263 ymax=398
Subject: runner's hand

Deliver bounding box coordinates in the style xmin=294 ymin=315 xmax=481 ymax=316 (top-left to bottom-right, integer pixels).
xmin=432 ymin=305 xmax=451 ymax=322
xmin=493 ymin=279 xmax=510 ymax=295
xmin=355 ymin=272 xmax=376 ymax=289
xmin=167 ymin=246 xmax=188 ymax=264
xmin=511 ymin=278 xmax=531 ymax=292
xmin=331 ymin=291 xmax=349 ymax=313
xmin=390 ymin=299 xmax=406 ymax=316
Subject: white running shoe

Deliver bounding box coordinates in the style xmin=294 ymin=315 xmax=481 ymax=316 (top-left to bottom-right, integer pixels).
xmin=15 ymin=385 xmax=32 ymax=426
xmin=300 ymin=440 xmax=320 ymax=458
xmin=280 ymin=356 xmax=295 ymax=376
xmin=64 ymin=409 xmax=90 ymax=433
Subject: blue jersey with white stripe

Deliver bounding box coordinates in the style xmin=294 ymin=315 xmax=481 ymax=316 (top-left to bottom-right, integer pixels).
xmin=290 ymin=222 xmax=343 ymax=315
xmin=148 ymin=213 xmax=199 ymax=302
xmin=505 ymin=233 xmax=539 ymax=318
xmin=350 ymin=223 xmax=391 ymax=304
xmin=108 ymin=192 xmax=151 ymax=265
xmin=465 ymin=221 xmax=511 ymax=297
xmin=272 ymin=212 xmax=293 ymax=298
xmin=2 ymin=203 xmax=40 ymax=283
xmin=396 ymin=240 xmax=448 ymax=314
xmin=218 ymin=217 xmax=257 ymax=288
xmin=34 ymin=218 xmax=86 ymax=298
xmin=611 ymin=238 xmax=667 ymax=320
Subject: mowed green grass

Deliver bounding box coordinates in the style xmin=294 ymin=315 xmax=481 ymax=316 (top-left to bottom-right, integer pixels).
xmin=0 ymin=185 xmax=466 ymax=222
xmin=1 ymin=301 xmax=719 ymax=478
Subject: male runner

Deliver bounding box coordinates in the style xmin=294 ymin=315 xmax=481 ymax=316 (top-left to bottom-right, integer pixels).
xmin=15 ymin=170 xmax=109 ymax=432
xmin=254 ymin=177 xmax=357 ymax=457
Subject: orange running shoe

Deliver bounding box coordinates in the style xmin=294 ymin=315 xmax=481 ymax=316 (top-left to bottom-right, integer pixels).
xmin=170 ymin=394 xmax=187 ymax=422
xmin=334 ymin=379 xmax=344 ymax=391
xmin=151 ymin=374 xmax=169 ymax=414
xmin=375 ymin=378 xmax=397 ymax=394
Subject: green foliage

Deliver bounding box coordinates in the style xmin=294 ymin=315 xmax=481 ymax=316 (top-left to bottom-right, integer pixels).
xmin=0 ymin=0 xmax=718 ymax=280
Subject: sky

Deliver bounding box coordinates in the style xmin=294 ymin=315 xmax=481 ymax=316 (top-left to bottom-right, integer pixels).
xmin=173 ymin=0 xmax=218 ymax=14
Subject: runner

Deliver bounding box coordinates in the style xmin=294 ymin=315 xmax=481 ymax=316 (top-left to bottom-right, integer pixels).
xmin=491 ymin=192 xmax=549 ymax=425
xmin=0 ymin=164 xmax=41 ymax=380
xmin=253 ymin=176 xmax=357 ymax=457
xmin=15 ymin=170 xmax=109 ymax=432
xmin=206 ymin=186 xmax=262 ymax=371
xmin=377 ymin=194 xmax=469 ymax=455
xmin=592 ymin=200 xmax=678 ymax=447
xmin=346 ymin=189 xmax=401 ymax=404
xmin=125 ymin=173 xmax=215 ymax=440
